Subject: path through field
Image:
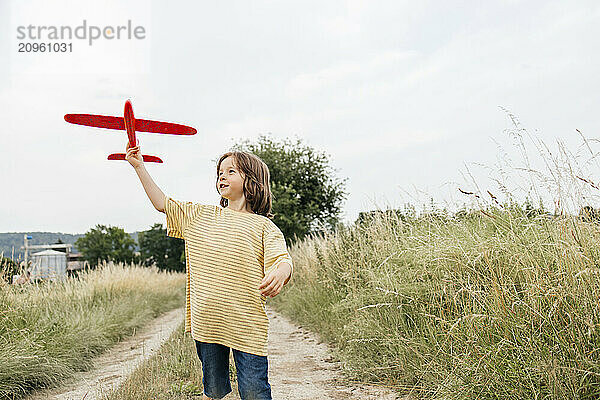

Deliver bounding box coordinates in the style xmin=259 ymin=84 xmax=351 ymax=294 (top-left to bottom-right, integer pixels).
xmin=26 ymin=307 xmax=185 ymax=400
xmin=26 ymin=306 xmax=403 ymax=399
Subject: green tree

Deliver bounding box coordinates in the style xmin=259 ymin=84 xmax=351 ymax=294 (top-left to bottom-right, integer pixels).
xmin=54 ymin=238 xmax=66 ymax=253
xmin=75 ymin=224 xmax=137 ymax=267
xmin=138 ymin=223 xmax=185 ymax=272
xmin=226 ymin=134 xmax=348 ymax=244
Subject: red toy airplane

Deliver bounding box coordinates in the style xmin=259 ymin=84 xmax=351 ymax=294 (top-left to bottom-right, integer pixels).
xmin=64 ymin=99 xmax=197 ymax=163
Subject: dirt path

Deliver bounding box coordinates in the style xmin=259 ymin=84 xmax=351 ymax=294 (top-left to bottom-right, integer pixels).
xmin=25 ymin=306 xmax=403 ymax=400
xmin=26 ymin=307 xmax=185 ymax=400
xmin=265 ymin=306 xmax=402 ymax=400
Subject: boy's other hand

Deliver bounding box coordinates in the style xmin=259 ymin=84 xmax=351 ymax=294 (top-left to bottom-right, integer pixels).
xmin=258 ymin=262 xmax=291 ymax=298
xmin=126 ymin=142 xmax=144 ymax=169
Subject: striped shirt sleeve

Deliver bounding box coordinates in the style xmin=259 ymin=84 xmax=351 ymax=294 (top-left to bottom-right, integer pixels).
xmin=164 ymin=196 xmax=202 ymax=239
xmin=263 ymin=222 xmax=294 ymax=285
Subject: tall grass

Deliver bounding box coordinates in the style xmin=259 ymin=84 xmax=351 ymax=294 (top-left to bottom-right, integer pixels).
xmin=271 ymin=206 xmax=600 ymax=398
xmin=0 ymin=261 xmax=185 ymax=399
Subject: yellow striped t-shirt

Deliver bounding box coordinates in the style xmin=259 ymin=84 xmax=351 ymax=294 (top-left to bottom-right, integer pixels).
xmin=164 ymin=196 xmax=293 ymax=356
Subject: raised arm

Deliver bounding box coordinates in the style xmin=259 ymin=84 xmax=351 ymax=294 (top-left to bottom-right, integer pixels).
xmin=126 ymin=143 xmax=166 ymax=213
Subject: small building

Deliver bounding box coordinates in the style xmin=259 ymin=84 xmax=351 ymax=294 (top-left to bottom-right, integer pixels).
xmin=20 ymin=236 xmax=87 ymax=282
xmin=30 ymin=249 xmax=67 ymax=281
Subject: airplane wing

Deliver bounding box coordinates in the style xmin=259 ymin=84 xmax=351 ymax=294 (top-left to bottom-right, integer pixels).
xmin=64 ymin=114 xmax=197 ymax=135
xmin=107 ymin=153 xmax=163 ymax=163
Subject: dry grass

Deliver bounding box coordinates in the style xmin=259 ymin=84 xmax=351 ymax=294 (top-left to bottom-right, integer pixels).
xmin=273 ymin=207 xmax=600 ymax=399
xmin=0 ymin=261 xmax=185 ymax=399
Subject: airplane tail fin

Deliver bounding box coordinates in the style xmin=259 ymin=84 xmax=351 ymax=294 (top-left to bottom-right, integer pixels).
xmin=108 ymin=153 xmax=163 ymax=163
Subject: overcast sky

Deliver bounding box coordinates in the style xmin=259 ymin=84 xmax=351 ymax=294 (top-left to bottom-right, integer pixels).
xmin=1 ymin=0 xmax=599 ymax=234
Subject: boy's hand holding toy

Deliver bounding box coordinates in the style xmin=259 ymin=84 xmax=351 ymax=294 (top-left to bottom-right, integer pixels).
xmin=126 ymin=141 xmax=144 ymax=169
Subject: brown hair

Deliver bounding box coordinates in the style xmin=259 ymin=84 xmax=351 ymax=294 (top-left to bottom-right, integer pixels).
xmin=216 ymin=151 xmax=274 ymax=219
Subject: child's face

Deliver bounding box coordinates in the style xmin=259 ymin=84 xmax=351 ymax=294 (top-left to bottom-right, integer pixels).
xmin=218 ymin=156 xmax=245 ymax=200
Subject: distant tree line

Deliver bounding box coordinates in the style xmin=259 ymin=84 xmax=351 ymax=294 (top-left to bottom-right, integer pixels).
xmin=74 ymin=224 xmax=185 ymax=272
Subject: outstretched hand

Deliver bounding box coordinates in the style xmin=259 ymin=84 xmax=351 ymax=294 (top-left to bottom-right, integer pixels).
xmin=258 ymin=263 xmax=291 ymax=298
xmin=125 ymin=140 xmax=144 ymax=169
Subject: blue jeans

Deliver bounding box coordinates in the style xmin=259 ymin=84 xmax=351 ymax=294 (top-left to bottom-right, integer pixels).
xmin=195 ymin=340 xmax=272 ymax=400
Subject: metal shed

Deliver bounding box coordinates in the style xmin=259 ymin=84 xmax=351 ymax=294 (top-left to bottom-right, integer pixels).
xmin=30 ymin=249 xmax=67 ymax=281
